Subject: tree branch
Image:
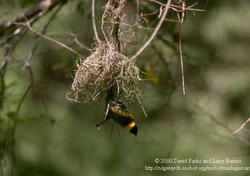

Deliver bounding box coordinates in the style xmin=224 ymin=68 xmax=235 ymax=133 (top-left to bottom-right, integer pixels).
xmin=131 ymin=0 xmax=172 ymax=61
xmin=233 ymin=117 xmax=250 ymax=134
xmin=0 ymin=0 xmax=67 ymax=38
xmin=92 ymin=0 xmax=101 ymax=44
xmin=23 ymin=2 xmax=65 ymax=70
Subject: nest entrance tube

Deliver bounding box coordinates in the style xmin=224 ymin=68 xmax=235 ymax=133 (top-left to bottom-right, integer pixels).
xmin=67 ymin=42 xmax=140 ymax=104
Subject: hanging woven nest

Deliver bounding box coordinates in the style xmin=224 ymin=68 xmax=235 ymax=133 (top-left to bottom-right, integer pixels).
xmin=67 ymin=41 xmax=140 ymax=104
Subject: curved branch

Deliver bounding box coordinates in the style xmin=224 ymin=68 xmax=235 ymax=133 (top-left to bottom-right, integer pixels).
xmin=131 ymin=0 xmax=172 ymax=61
xmin=92 ymin=0 xmax=101 ymax=44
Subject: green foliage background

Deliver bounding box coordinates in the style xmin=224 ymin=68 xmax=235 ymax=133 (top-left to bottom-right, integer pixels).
xmin=0 ymin=0 xmax=250 ymax=176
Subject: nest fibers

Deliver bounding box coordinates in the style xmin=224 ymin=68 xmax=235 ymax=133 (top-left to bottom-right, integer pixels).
xmin=67 ymin=42 xmax=140 ymax=104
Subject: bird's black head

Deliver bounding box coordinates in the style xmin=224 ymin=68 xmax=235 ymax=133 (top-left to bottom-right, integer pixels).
xmin=129 ymin=125 xmax=138 ymax=136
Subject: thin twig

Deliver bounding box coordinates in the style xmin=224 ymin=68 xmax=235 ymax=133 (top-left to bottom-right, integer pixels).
xmin=136 ymin=0 xmax=140 ymax=23
xmin=24 ymin=21 xmax=83 ymax=58
xmin=16 ymin=68 xmax=34 ymax=118
xmin=195 ymin=105 xmax=250 ymax=147
xmin=23 ymin=2 xmax=65 ymax=71
xmin=233 ymin=117 xmax=250 ymax=134
xmin=177 ymin=13 xmax=186 ymax=95
xmin=101 ymin=1 xmax=110 ymax=43
xmin=131 ymin=0 xmax=172 ymax=61
xmin=208 ymin=113 xmax=250 ymax=146
xmin=92 ymin=0 xmax=101 ymax=44
xmin=136 ymin=94 xmax=147 ymax=118
xmin=68 ymin=32 xmax=92 ymax=52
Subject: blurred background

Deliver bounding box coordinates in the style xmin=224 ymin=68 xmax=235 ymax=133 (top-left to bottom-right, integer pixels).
xmin=0 ymin=0 xmax=250 ymax=176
